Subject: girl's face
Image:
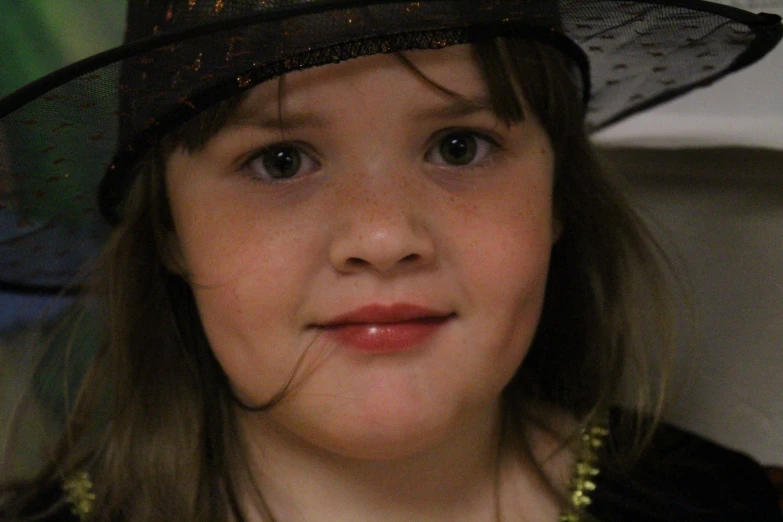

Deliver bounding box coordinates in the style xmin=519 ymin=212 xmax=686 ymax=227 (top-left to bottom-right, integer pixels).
xmin=166 ymin=45 xmax=557 ymax=459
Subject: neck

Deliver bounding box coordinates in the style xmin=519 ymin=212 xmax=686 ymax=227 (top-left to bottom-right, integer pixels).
xmin=235 ymin=403 xmax=575 ymax=522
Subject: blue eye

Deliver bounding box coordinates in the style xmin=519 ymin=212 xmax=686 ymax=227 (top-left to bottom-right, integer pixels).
xmin=427 ymin=131 xmax=498 ymax=167
xmin=245 ymin=144 xmax=319 ymax=181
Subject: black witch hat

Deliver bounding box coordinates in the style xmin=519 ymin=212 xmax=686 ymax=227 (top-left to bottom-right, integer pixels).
xmin=0 ymin=0 xmax=780 ymax=294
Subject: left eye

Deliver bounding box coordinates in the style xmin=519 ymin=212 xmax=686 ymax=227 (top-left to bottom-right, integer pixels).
xmin=244 ymin=143 xmax=319 ymax=181
xmin=426 ymin=131 xmax=498 ymax=167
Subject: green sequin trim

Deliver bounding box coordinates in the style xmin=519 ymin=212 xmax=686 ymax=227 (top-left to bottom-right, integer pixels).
xmin=559 ymin=420 xmax=609 ymax=522
xmin=63 ymin=471 xmax=95 ymax=520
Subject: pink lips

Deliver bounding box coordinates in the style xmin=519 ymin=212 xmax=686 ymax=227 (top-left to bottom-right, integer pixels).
xmin=319 ymin=304 xmax=453 ymax=353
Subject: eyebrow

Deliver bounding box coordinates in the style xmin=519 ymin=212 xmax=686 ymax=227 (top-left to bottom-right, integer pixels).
xmin=229 ymin=110 xmax=331 ymax=131
xmin=228 ymin=95 xmax=497 ymax=131
xmin=410 ymin=95 xmax=497 ymax=121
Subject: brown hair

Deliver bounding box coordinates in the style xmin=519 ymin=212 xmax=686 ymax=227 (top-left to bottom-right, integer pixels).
xmin=1 ymin=37 xmax=672 ymax=521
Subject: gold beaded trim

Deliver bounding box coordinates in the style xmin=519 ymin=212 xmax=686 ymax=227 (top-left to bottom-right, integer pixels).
xmin=559 ymin=420 xmax=610 ymax=522
xmin=63 ymin=471 xmax=95 ymax=520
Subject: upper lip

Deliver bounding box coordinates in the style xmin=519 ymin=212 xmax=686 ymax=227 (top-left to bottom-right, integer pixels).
xmin=319 ymin=304 xmax=453 ymax=326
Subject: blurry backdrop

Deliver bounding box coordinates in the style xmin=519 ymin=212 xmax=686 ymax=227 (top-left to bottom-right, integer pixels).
xmin=0 ymin=2 xmax=125 ymax=330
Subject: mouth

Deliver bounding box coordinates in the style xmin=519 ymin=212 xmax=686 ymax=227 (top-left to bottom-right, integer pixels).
xmin=317 ymin=304 xmax=455 ymax=353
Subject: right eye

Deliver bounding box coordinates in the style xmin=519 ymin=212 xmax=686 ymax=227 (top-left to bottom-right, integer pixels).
xmin=244 ymin=143 xmax=319 ymax=181
xmin=425 ymin=130 xmax=499 ymax=169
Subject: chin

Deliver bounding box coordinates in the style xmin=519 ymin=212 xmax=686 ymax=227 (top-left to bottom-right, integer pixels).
xmin=321 ymin=421 xmax=456 ymax=461
xmin=289 ymin=401 xmax=465 ymax=461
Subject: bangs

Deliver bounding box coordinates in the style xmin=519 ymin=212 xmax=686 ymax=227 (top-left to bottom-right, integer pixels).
xmin=160 ymin=93 xmax=248 ymax=155
xmin=474 ymin=38 xmax=585 ymax=147
xmin=158 ymin=38 xmax=583 ymax=158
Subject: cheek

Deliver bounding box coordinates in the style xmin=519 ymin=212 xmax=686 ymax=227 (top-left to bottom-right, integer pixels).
xmin=172 ymin=182 xmax=327 ymax=306
xmin=438 ymin=161 xmax=555 ymax=393
xmin=175 ymin=206 xmax=281 ymax=285
xmin=172 ymin=212 xmax=321 ymax=403
xmin=166 ymin=156 xmax=318 ymax=288
xmin=191 ymin=278 xmax=319 ymax=407
xmin=456 ymin=169 xmax=555 ymax=306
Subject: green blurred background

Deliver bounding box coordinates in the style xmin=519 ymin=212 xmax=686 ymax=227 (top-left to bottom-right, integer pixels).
xmin=0 ymin=2 xmax=126 ymax=330
xmin=1 ymin=3 xmax=127 ymax=478
xmin=0 ymin=2 xmax=127 ymax=97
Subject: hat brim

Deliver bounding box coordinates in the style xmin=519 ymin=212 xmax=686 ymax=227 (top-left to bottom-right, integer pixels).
xmin=0 ymin=0 xmax=781 ymax=293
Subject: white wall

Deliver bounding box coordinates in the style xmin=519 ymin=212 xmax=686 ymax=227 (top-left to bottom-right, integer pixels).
xmin=602 ymin=147 xmax=783 ymax=466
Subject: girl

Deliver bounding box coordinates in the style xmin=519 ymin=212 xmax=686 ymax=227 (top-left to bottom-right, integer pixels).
xmin=1 ymin=1 xmax=781 ymax=521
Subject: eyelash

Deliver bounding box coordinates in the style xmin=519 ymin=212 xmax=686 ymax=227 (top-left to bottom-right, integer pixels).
xmin=425 ymin=128 xmax=501 ymax=170
xmin=241 ymin=141 xmax=321 ymax=183
xmin=239 ymin=129 xmax=503 ymax=183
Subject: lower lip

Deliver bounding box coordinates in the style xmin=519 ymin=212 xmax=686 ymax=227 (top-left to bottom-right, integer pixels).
xmin=321 ymin=317 xmax=451 ymax=353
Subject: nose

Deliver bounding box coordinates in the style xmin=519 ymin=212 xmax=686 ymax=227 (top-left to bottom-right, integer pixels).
xmin=328 ymin=177 xmax=436 ymax=276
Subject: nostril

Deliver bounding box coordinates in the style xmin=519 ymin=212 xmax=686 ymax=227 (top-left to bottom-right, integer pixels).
xmin=343 ymin=253 xmax=422 ymax=272
xmin=346 ymin=257 xmax=370 ymax=267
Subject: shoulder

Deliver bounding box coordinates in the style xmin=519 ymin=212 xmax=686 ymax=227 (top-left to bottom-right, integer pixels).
xmin=589 ymin=409 xmax=782 ymax=522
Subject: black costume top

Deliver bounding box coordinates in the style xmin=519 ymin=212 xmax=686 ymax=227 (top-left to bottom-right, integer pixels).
xmin=590 ymin=420 xmax=782 ymax=521
xmin=6 ymin=415 xmax=782 ymax=522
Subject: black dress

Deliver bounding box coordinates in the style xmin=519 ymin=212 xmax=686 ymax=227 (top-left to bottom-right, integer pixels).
xmin=7 ymin=417 xmax=783 ymax=522
xmin=589 ymin=419 xmax=782 ymax=521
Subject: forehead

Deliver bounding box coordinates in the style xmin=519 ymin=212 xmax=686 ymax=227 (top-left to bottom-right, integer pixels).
xmin=232 ymin=44 xmax=489 ymax=120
